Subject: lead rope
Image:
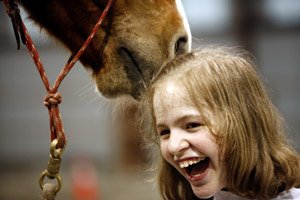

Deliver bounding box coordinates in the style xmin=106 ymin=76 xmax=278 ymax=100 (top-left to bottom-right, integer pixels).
xmin=1 ymin=0 xmax=115 ymax=199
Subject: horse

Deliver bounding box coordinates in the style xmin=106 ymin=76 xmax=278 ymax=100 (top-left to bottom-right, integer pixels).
xmin=9 ymin=0 xmax=192 ymax=170
xmin=16 ymin=0 xmax=192 ymax=100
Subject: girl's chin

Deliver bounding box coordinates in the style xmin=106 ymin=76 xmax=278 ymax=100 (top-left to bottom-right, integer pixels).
xmin=191 ymin=181 xmax=227 ymax=199
xmin=190 ymin=177 xmax=225 ymax=199
xmin=192 ymin=187 xmax=216 ymax=199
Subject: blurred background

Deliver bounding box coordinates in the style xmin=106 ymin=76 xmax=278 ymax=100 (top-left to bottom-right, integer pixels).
xmin=0 ymin=0 xmax=299 ymax=199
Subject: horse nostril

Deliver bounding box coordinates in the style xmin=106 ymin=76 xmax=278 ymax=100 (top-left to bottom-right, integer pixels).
xmin=174 ymin=36 xmax=188 ymax=55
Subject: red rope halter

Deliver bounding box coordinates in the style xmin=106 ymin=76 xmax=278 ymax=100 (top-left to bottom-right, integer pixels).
xmin=2 ymin=0 xmax=115 ymax=149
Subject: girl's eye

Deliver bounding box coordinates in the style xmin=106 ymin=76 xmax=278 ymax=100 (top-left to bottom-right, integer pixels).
xmin=186 ymin=122 xmax=202 ymax=130
xmin=158 ymin=129 xmax=170 ymax=137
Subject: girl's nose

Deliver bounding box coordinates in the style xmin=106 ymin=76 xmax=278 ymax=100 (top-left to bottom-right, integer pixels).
xmin=167 ymin=131 xmax=189 ymax=157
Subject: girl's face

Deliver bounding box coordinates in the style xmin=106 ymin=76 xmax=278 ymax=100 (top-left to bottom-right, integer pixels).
xmin=153 ymin=81 xmax=227 ymax=199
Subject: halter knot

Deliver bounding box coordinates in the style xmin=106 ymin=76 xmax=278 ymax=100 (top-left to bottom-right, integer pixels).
xmin=44 ymin=93 xmax=62 ymax=107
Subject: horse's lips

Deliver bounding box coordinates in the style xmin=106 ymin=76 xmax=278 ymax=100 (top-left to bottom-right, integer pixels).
xmin=118 ymin=47 xmax=148 ymax=98
xmin=119 ymin=48 xmax=144 ymax=78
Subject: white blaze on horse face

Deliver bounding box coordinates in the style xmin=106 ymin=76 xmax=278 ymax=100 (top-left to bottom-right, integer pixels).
xmin=175 ymin=0 xmax=192 ymax=51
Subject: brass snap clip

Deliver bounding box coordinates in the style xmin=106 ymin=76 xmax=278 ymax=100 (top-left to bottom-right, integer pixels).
xmin=39 ymin=139 xmax=65 ymax=196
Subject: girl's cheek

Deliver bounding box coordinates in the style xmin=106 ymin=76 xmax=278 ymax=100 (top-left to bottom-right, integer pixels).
xmin=160 ymin=143 xmax=171 ymax=161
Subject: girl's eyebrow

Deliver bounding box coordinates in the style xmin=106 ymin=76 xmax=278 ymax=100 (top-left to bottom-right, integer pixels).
xmin=156 ymin=114 xmax=201 ymax=128
xmin=156 ymin=124 xmax=166 ymax=129
xmin=175 ymin=115 xmax=201 ymax=124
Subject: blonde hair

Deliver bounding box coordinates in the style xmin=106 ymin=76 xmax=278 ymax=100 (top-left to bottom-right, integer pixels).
xmin=141 ymin=46 xmax=300 ymax=200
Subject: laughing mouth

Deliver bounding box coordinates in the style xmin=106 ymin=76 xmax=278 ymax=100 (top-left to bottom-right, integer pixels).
xmin=179 ymin=157 xmax=210 ymax=178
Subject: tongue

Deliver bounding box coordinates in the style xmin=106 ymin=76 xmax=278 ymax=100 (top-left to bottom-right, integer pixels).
xmin=190 ymin=158 xmax=209 ymax=176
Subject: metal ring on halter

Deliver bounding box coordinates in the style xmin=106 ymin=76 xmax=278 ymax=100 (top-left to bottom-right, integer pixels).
xmin=39 ymin=170 xmax=62 ymax=193
xmin=50 ymin=139 xmax=64 ymax=158
xmin=39 ymin=139 xmax=64 ymax=193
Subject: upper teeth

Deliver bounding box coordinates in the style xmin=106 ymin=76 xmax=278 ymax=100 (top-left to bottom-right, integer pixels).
xmin=178 ymin=157 xmax=205 ymax=169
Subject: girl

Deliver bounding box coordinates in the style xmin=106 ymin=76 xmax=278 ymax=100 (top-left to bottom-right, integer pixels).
xmin=141 ymin=47 xmax=300 ymax=199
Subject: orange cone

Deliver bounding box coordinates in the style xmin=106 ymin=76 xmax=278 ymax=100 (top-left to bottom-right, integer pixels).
xmin=71 ymin=157 xmax=100 ymax=200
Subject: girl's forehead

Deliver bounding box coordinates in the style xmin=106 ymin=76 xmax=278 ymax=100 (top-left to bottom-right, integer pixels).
xmin=153 ymin=80 xmax=191 ymax=110
xmin=154 ymin=80 xmax=186 ymax=101
xmin=165 ymin=81 xmax=177 ymax=94
xmin=153 ymin=91 xmax=200 ymax=123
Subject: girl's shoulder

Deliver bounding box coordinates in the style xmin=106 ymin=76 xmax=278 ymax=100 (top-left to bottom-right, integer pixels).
xmin=214 ymin=188 xmax=300 ymax=200
xmin=214 ymin=191 xmax=247 ymax=200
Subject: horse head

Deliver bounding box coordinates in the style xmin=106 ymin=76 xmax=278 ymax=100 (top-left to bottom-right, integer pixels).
xmin=17 ymin=0 xmax=191 ymax=99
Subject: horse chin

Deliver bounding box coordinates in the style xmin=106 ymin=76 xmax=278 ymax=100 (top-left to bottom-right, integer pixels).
xmin=92 ymin=42 xmax=159 ymax=100
xmin=93 ymin=60 xmax=148 ymax=100
xmin=94 ymin=77 xmax=146 ymax=101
